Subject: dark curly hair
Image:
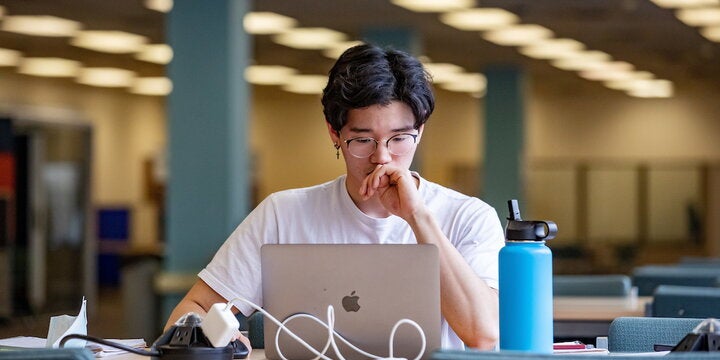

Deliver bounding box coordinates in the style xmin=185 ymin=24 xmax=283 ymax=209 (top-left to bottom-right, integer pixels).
xmin=322 ymin=43 xmax=435 ymax=133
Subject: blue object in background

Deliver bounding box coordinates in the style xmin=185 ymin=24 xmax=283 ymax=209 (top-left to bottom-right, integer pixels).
xmin=97 ymin=207 xmax=130 ymax=286
xmin=499 ymin=200 xmax=557 ymax=354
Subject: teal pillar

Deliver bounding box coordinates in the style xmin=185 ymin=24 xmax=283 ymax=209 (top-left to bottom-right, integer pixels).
xmin=164 ymin=0 xmax=251 ymax=316
xmin=482 ymin=67 xmax=526 ymax=213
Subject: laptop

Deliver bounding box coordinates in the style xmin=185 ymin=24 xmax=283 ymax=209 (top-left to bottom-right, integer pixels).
xmin=261 ymin=244 xmax=441 ymax=360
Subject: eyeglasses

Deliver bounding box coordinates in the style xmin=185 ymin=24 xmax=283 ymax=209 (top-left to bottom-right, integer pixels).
xmin=343 ymin=133 xmax=419 ymax=158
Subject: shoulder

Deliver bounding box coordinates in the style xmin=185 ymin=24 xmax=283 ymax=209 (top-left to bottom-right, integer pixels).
xmin=264 ymin=176 xmax=343 ymax=206
xmin=419 ymin=175 xmax=494 ymax=214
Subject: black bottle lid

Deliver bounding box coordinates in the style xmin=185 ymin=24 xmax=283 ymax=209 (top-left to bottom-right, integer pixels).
xmin=505 ymin=199 xmax=558 ymax=241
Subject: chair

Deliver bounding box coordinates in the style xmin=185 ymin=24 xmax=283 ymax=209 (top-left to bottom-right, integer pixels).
xmin=631 ymin=265 xmax=720 ymax=296
xmin=607 ymin=316 xmax=703 ymax=353
xmin=652 ymin=285 xmax=720 ymax=318
xmin=553 ymin=274 xmax=632 ymax=296
xmin=0 ymin=348 xmax=94 ymax=360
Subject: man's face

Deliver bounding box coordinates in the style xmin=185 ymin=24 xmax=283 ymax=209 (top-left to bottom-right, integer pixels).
xmin=328 ymin=101 xmax=424 ymax=190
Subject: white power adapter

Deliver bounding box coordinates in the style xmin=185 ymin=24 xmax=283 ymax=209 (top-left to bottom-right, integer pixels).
xmin=201 ymin=303 xmax=240 ymax=347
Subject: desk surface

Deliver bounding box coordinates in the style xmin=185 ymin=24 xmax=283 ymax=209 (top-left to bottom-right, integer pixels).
xmin=554 ymin=296 xmax=650 ymax=321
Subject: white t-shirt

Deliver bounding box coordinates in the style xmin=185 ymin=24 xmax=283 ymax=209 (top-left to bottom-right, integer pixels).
xmin=199 ymin=174 xmax=505 ymax=349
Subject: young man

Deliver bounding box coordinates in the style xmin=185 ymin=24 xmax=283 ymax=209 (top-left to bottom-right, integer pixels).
xmin=165 ymin=43 xmax=504 ymax=352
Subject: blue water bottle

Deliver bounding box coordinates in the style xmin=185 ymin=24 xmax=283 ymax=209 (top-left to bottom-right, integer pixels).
xmin=499 ymin=199 xmax=558 ymax=353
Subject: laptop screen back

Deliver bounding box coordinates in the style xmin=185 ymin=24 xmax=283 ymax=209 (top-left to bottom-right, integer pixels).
xmin=261 ymin=244 xmax=441 ymax=360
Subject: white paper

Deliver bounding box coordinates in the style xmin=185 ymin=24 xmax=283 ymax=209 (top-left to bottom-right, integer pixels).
xmin=46 ymin=297 xmax=87 ymax=348
xmin=0 ymin=336 xmax=46 ymax=348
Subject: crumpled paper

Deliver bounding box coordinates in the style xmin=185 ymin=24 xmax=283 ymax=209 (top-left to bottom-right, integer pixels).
xmin=46 ymin=297 xmax=87 ymax=348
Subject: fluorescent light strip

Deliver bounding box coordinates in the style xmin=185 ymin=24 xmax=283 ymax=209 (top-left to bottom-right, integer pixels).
xmin=281 ymin=74 xmax=327 ymax=94
xmin=483 ymin=24 xmax=554 ymax=46
xmin=440 ymin=8 xmax=519 ymax=31
xmin=19 ymin=57 xmax=81 ymax=77
xmin=136 ymin=44 xmax=173 ymax=64
xmin=676 ymin=7 xmax=720 ymax=26
xmin=245 ymin=65 xmax=298 ymax=85
xmin=144 ymin=0 xmax=173 ymax=13
xmin=2 ymin=15 xmax=81 ymax=37
xmin=700 ymin=25 xmax=720 ymax=40
xmin=77 ymin=67 xmax=136 ymax=88
xmin=0 ymin=48 xmax=22 ymax=66
xmin=272 ymin=27 xmax=347 ymax=50
xmin=520 ymin=38 xmax=586 ymax=60
xmin=244 ymin=12 xmax=297 ymax=35
xmin=391 ymin=0 xmax=476 ymax=13
xmin=131 ymin=77 xmax=172 ymax=96
xmin=72 ymin=30 xmax=148 ymax=54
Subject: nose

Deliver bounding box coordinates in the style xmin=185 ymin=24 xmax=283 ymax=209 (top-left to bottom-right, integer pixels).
xmin=370 ymin=142 xmax=392 ymax=165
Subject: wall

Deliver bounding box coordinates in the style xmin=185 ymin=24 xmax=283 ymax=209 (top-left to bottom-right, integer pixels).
xmin=0 ymin=69 xmax=166 ymax=249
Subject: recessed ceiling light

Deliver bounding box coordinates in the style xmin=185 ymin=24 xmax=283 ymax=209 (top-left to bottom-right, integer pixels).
xmin=423 ymin=62 xmax=466 ymax=83
xmin=579 ymin=61 xmax=635 ymax=81
xmin=273 ymin=28 xmax=347 ymax=50
xmin=483 ymin=24 xmax=554 ymax=46
xmin=676 ymin=7 xmax=720 ymax=26
xmin=700 ymin=25 xmax=720 ymax=41
xmin=245 ymin=65 xmax=298 ymax=85
xmin=2 ymin=15 xmax=81 ymax=37
xmin=77 ymin=67 xmax=136 ymax=88
xmin=19 ymin=57 xmax=81 ymax=77
xmin=136 ymin=44 xmax=173 ymax=64
xmin=626 ymin=79 xmax=674 ymax=98
xmin=550 ymin=50 xmax=613 ymax=71
xmin=391 ymin=0 xmax=476 ymax=12
xmin=604 ymin=71 xmax=656 ymax=90
xmin=281 ymin=74 xmax=327 ymax=94
xmin=244 ymin=12 xmax=297 ymax=35
xmin=440 ymin=8 xmax=519 ymax=31
xmin=322 ymin=41 xmax=365 ymax=59
xmin=144 ymin=0 xmax=173 ymax=13
xmin=71 ymin=30 xmax=148 ymax=54
xmin=440 ymin=72 xmax=487 ymax=95
xmin=0 ymin=48 xmax=22 ymax=66
xmin=131 ymin=77 xmax=172 ymax=96
xmin=520 ymin=38 xmax=586 ymax=60
xmin=651 ymin=0 xmax=719 ymax=8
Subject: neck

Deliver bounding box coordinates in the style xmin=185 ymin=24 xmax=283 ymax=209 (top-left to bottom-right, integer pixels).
xmin=344 ymin=176 xmax=392 ymax=218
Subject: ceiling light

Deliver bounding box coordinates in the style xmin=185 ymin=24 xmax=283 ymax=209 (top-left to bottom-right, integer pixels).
xmin=440 ymin=73 xmax=487 ymax=95
xmin=136 ymin=44 xmax=173 ymax=64
xmin=676 ymin=7 xmax=720 ymax=26
xmin=604 ymin=71 xmax=656 ymax=90
xmin=273 ymin=28 xmax=347 ymax=50
xmin=245 ymin=65 xmax=298 ymax=85
xmin=579 ymin=61 xmax=635 ymax=81
xmin=626 ymin=79 xmax=674 ymax=98
xmin=71 ymin=30 xmax=148 ymax=54
xmin=440 ymin=8 xmax=519 ymax=31
xmin=651 ymin=0 xmax=719 ymax=8
xmin=131 ymin=77 xmax=172 ymax=96
xmin=322 ymin=41 xmax=365 ymax=59
xmin=282 ymin=74 xmax=328 ymax=94
xmin=482 ymin=24 xmax=554 ymax=46
xmin=423 ymin=62 xmax=466 ymax=83
xmin=550 ymin=50 xmax=613 ymax=71
xmin=0 ymin=48 xmax=22 ymax=66
xmin=700 ymin=25 xmax=720 ymax=41
xmin=520 ymin=38 xmax=586 ymax=60
xmin=244 ymin=12 xmax=297 ymax=34
xmin=19 ymin=57 xmax=81 ymax=77
xmin=390 ymin=0 xmax=476 ymax=12
xmin=77 ymin=67 xmax=135 ymax=88
xmin=2 ymin=15 xmax=81 ymax=37
xmin=144 ymin=0 xmax=173 ymax=13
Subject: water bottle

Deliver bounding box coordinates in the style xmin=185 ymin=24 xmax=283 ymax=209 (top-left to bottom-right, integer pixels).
xmin=499 ymin=199 xmax=558 ymax=353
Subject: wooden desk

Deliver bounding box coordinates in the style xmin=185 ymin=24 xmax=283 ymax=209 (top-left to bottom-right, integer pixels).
xmin=553 ymin=296 xmax=651 ymax=341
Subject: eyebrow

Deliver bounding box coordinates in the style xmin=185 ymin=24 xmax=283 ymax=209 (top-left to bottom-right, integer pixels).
xmin=347 ymin=125 xmax=416 ymax=134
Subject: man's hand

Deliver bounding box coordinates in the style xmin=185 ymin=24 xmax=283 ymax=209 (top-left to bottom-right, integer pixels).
xmin=359 ymin=164 xmax=424 ymax=220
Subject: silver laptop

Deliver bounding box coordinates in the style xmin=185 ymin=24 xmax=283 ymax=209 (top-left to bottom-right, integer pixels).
xmin=261 ymin=244 xmax=441 ymax=360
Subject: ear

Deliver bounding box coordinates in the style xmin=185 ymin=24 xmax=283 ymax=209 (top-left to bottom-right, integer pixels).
xmin=327 ymin=122 xmax=340 ymax=145
xmin=416 ymin=124 xmax=425 ymax=144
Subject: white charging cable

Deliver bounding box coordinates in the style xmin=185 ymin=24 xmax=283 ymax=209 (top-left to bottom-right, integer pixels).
xmin=227 ymin=297 xmax=426 ymax=360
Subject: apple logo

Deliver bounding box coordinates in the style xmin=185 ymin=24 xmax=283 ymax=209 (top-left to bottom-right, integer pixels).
xmin=342 ymin=291 xmax=360 ymax=312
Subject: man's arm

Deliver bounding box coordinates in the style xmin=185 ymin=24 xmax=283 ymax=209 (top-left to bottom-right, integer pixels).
xmin=165 ymin=279 xmax=252 ymax=351
xmin=361 ymin=165 xmax=499 ymax=349
xmin=408 ymin=210 xmax=499 ymax=350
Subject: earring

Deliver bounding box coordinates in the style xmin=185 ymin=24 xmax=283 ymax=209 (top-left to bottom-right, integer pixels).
xmin=334 ymin=143 xmax=340 ymax=159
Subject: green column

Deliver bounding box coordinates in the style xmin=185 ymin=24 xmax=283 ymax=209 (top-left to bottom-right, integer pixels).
xmin=482 ymin=67 xmax=526 ymax=214
xmin=164 ymin=0 xmax=251 ymax=316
